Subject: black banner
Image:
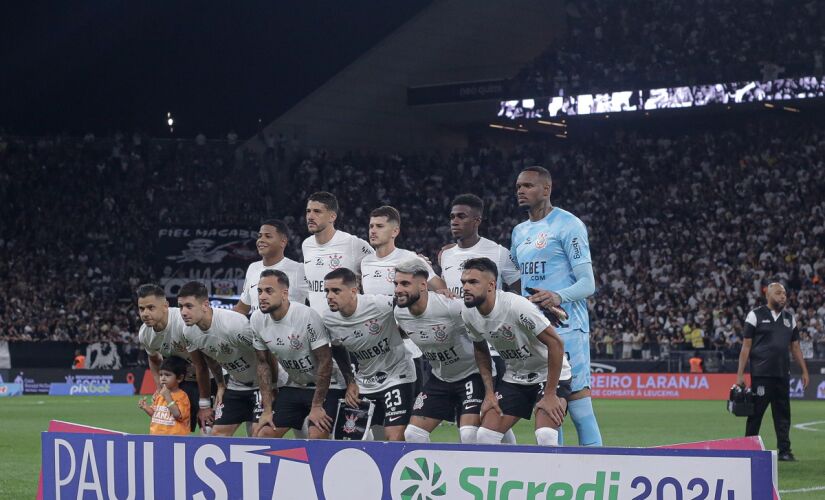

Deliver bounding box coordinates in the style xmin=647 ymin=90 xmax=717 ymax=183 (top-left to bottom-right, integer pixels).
xmin=408 ymin=80 xmax=507 ymax=105
xmin=155 ymin=227 xmax=258 ymax=298
xmin=4 ymin=368 xmax=145 ymax=394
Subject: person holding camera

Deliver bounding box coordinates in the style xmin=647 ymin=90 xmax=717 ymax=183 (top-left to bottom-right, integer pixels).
xmin=736 ymin=283 xmax=809 ymax=461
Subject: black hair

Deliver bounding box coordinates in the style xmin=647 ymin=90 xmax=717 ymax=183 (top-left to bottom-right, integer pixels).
xmin=177 ymin=281 xmax=208 ymax=300
xmin=260 ymin=269 xmax=290 ymax=288
xmin=324 ymin=267 xmax=357 ymax=287
xmin=462 ymin=257 xmax=499 ymax=279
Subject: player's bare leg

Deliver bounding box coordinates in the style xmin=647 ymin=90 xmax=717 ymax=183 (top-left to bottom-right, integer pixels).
xmin=211 ymin=424 xmax=241 ymax=437
xmin=384 ymin=424 xmax=406 ymax=441
xmin=256 ymin=425 xmax=291 ymax=438
xmin=534 ymin=398 xmax=568 ymax=446
xmin=404 ymin=416 xmax=440 ymax=442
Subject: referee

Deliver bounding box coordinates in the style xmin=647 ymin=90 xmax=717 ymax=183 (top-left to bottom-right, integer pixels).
xmin=736 ymin=283 xmax=809 ymax=461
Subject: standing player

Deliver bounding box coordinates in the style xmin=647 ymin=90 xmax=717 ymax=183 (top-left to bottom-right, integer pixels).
xmin=393 ymin=259 xmax=484 ymax=443
xmin=235 ymin=219 xmax=308 ymax=315
xmin=511 ymin=166 xmax=602 ymax=446
xmin=137 ymin=283 xmax=214 ymax=431
xmin=323 ymin=268 xmax=416 ymax=441
xmin=461 ymin=258 xmax=571 ymax=446
xmin=252 ymin=269 xmax=346 ymax=439
xmin=177 ymin=280 xmax=281 ymax=437
xmin=440 ymin=193 xmax=521 ymax=444
xmin=360 ymin=205 xmax=447 ymax=393
xmin=440 ymin=194 xmax=521 ymax=297
xmin=302 ymin=192 xmax=373 ymax=314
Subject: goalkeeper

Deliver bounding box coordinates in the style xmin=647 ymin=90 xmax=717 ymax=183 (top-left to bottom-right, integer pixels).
xmin=510 ymin=166 xmax=602 ymax=447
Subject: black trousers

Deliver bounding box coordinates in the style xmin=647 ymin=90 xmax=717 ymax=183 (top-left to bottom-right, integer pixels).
xmin=746 ymin=376 xmax=791 ymax=454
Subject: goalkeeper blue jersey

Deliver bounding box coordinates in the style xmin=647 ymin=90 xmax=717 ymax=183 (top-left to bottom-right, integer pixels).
xmin=510 ymin=207 xmax=592 ymax=334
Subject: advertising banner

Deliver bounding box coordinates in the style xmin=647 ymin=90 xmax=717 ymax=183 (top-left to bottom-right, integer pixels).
xmin=0 ymin=382 xmax=23 ymax=397
xmin=592 ymin=372 xmax=825 ymax=401
xmin=41 ymin=432 xmax=774 ymax=500
xmin=48 ymin=382 xmax=134 ymax=396
xmin=11 ymin=370 xmax=143 ymax=394
xmin=591 ymin=373 xmax=743 ymax=400
xmin=155 ymin=227 xmax=258 ymax=299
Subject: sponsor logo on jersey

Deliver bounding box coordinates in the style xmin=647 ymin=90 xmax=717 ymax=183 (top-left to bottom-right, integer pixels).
xmin=236 ymin=333 xmax=253 ymax=346
xmin=519 ymin=314 xmax=536 ymax=331
xmin=571 ymin=237 xmax=582 ymax=259
xmin=172 ymin=340 xmax=187 ymax=353
xmin=307 ymin=323 xmax=319 ymax=343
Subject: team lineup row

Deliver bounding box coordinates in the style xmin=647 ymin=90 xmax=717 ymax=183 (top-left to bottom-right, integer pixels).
xmin=136 ymin=166 xmax=604 ymax=446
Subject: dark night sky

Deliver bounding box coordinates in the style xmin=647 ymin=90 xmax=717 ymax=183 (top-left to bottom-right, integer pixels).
xmin=0 ymin=1 xmax=431 ymax=138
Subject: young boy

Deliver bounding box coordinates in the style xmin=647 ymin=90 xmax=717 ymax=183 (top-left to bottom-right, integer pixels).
xmin=139 ymin=356 xmax=191 ymax=435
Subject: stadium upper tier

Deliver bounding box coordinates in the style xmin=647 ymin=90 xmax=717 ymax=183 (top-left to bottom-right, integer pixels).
xmin=0 ymin=115 xmax=823 ymax=359
xmin=508 ymin=0 xmax=824 ymax=98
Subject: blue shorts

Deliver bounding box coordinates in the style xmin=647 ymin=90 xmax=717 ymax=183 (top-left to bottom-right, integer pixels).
xmin=559 ymin=329 xmax=590 ymax=393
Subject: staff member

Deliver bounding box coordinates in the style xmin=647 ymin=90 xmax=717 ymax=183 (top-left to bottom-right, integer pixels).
xmin=736 ymin=282 xmax=809 ymax=461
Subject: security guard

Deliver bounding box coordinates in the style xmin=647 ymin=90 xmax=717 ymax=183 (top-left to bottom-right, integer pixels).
xmin=736 ymin=282 xmax=809 ymax=461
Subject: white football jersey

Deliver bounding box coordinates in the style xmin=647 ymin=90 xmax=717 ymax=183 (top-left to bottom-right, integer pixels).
xmin=251 ymin=302 xmax=345 ymax=390
xmin=463 ymin=290 xmax=571 ymax=385
xmin=394 ymin=293 xmax=478 ymax=383
xmin=239 ymin=258 xmax=309 ymax=311
xmin=440 ymin=237 xmax=520 ymax=298
xmin=182 ymin=308 xmax=261 ymax=391
xmin=324 ymin=295 xmax=416 ymax=393
xmin=302 ymin=230 xmax=373 ymax=314
xmin=360 ymin=247 xmax=436 ymax=296
xmin=361 ymin=247 xmax=434 ymax=359
xmin=138 ymin=307 xmax=191 ymax=361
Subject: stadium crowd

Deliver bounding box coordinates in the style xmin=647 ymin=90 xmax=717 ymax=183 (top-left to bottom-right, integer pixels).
xmin=2 ymin=114 xmax=825 ymax=363
xmin=511 ymin=0 xmax=825 ymax=96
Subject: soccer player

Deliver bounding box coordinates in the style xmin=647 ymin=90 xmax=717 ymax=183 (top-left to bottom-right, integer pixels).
xmin=393 ymin=259 xmax=484 ymax=443
xmin=440 ymin=193 xmax=521 ymax=444
xmin=461 ymin=257 xmax=571 ymax=446
xmin=360 ymin=205 xmax=447 ymax=394
xmin=302 ymin=191 xmax=373 ymax=314
xmin=440 ymin=193 xmax=521 ymax=297
xmin=252 ymin=269 xmax=346 ymax=439
xmin=177 ymin=280 xmax=281 ymax=437
xmin=137 ymin=283 xmax=213 ymax=431
xmin=511 ymin=166 xmax=602 ymax=446
xmin=235 ymin=219 xmax=308 ymax=315
xmin=323 ymin=268 xmax=416 ymax=441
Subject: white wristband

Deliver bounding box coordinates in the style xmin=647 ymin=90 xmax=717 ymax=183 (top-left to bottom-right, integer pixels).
xmin=199 ymin=398 xmax=211 ymax=409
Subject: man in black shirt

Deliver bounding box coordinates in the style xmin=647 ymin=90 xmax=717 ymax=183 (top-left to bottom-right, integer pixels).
xmin=736 ymin=283 xmax=810 ymax=461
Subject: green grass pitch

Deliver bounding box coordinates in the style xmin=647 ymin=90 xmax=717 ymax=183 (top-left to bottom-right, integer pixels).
xmin=1 ymin=397 xmax=822 ymax=498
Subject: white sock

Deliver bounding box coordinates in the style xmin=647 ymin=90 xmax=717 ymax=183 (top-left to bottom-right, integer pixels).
xmin=502 ymin=429 xmax=517 ymax=444
xmin=459 ymin=425 xmax=479 ymax=444
xmin=476 ymin=427 xmax=504 ymax=444
xmin=404 ymin=424 xmax=431 ymax=443
xmin=535 ymin=427 xmax=560 ymax=447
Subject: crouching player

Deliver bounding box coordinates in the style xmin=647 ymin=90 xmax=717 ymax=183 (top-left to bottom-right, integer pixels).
xmin=461 ymin=258 xmax=572 ymax=446
xmin=393 ymin=259 xmax=485 ymax=443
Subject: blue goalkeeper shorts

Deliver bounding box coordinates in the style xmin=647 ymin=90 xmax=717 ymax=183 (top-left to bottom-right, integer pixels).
xmin=559 ymin=329 xmax=591 ymax=393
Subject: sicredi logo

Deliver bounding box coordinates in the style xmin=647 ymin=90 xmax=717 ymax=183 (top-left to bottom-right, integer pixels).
xmin=390 ymin=450 xmax=754 ymax=499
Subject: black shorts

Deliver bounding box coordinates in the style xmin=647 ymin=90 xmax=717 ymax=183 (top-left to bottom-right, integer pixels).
xmin=496 ymin=378 xmax=572 ymax=420
xmin=273 ymin=387 xmax=345 ymax=430
xmin=214 ymin=389 xmax=262 ymax=426
xmin=362 ymin=382 xmax=415 ymax=427
xmin=413 ymin=373 xmax=484 ymax=421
